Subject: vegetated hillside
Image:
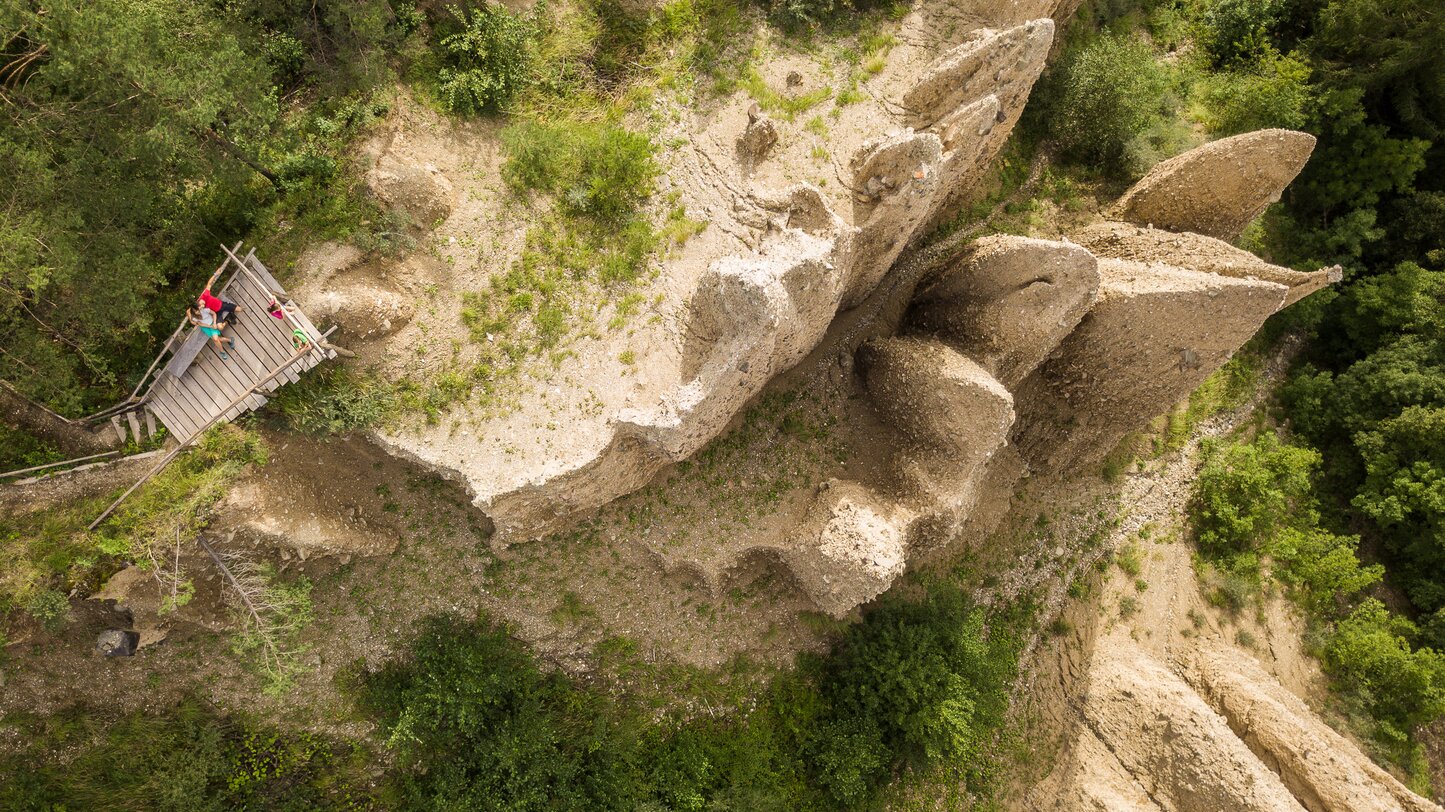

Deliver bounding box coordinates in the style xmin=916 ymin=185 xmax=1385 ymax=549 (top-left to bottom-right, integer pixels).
xmin=0 ymin=0 xmax=1443 ymax=810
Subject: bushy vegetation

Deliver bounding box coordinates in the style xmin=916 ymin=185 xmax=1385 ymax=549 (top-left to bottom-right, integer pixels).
xmin=1193 ymin=48 xmax=1311 ymax=135
xmin=1187 ymin=430 xmax=1445 ymax=770
xmin=356 ymin=582 xmax=1018 ymax=809
xmin=1324 ymin=599 xmax=1445 ymax=749
xmin=502 ymin=121 xmax=658 ymax=225
xmin=0 ymin=701 xmax=367 ymax=810
xmin=435 ymin=3 xmax=544 ymax=114
xmin=0 ymin=421 xmax=63 ymax=473
xmin=2 ymin=581 xmax=1020 ymax=808
xmin=1191 ymin=432 xmax=1381 ymax=614
xmin=1031 ymin=31 xmax=1178 ymax=176
xmin=447 ymin=118 xmax=700 ymax=394
xmin=1281 ymin=261 xmax=1445 ymax=613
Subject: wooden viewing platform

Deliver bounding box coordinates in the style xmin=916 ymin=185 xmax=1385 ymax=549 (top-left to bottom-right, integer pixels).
xmin=128 ymin=245 xmax=335 ymax=444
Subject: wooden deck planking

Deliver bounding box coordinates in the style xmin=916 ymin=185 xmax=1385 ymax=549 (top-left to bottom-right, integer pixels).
xmin=227 ymin=264 xmax=329 ymax=356
xmin=185 ymin=361 xmax=245 ymax=423
xmin=225 ymin=282 xmax=296 ymax=382
xmin=220 ymin=280 xmax=288 ymax=373
xmin=244 ymin=250 xmax=287 ymax=295
xmin=164 ymin=330 xmax=209 ymax=379
xmin=142 ymin=249 xmax=332 ymax=443
xmin=144 ymin=400 xmax=177 ymax=439
xmin=153 ymin=375 xmax=203 ymax=431
xmin=229 ymin=275 xmax=323 ymax=372
xmin=163 ymin=384 xmax=208 ymax=439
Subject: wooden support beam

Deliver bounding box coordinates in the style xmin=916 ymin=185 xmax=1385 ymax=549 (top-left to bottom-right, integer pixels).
xmin=88 ymin=344 xmax=315 ymax=531
xmin=0 ymin=450 xmax=120 ymax=480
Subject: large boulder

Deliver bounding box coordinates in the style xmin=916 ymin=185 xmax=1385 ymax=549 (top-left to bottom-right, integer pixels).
xmin=909 ymin=235 xmax=1099 ymax=386
xmin=1013 ymin=259 xmax=1288 ymax=472
xmin=1112 ymin=129 xmax=1316 ymax=241
xmin=787 ymin=481 xmax=913 ymax=617
xmin=307 ymin=283 xmax=414 ymax=341
xmin=366 ymin=155 xmax=455 ymax=227
xmin=857 ymin=335 xmax=1015 ymax=476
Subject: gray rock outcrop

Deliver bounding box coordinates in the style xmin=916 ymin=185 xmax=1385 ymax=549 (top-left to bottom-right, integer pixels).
xmin=1013 ymin=258 xmax=1287 ymax=472
xmin=909 ymin=235 xmax=1100 ymax=386
xmin=465 ymin=19 xmax=1056 ymax=544
xmin=1074 ymin=222 xmax=1341 ymax=307
xmin=1112 ymin=128 xmax=1316 ymax=241
xmin=366 ymin=154 xmax=455 ymax=227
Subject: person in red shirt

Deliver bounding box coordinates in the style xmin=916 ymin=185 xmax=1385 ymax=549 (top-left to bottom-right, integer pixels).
xmin=198 ymin=268 xmax=241 ymax=327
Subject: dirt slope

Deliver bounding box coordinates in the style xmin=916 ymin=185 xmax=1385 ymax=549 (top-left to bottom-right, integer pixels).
xmin=1019 ymin=357 xmax=1440 ymax=812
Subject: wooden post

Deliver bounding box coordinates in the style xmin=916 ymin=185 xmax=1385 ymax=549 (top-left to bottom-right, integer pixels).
xmin=126 ymin=314 xmax=190 ymax=400
xmin=88 ymin=345 xmax=314 ymax=531
xmin=0 ymin=450 xmax=120 ymax=480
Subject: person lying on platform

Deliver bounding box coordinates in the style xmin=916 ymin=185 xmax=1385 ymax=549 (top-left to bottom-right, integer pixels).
xmin=188 ymin=305 xmax=236 ymax=360
xmin=198 ymin=271 xmax=242 ymax=327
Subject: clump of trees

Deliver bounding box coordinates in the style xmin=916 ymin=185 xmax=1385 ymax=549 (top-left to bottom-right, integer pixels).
xmin=1190 ymin=430 xmax=1445 ymax=769
xmin=434 ymin=3 xmax=544 ymax=115
xmin=1282 ymin=262 xmax=1445 ymax=614
xmin=357 ymin=584 xmax=1018 ymax=810
xmin=0 ymin=700 xmax=364 ymax=810
xmin=1030 ymin=31 xmax=1179 ymax=176
xmin=1191 ymin=432 xmax=1382 ymax=614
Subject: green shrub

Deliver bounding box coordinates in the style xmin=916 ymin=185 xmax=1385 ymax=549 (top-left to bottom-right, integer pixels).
xmin=1353 ymin=406 xmax=1445 ymax=609
xmin=0 ymin=701 xmax=363 ymax=810
xmin=269 ymin=365 xmax=401 ymax=434
xmin=501 ymin=120 xmax=658 ymax=225
xmin=1270 ymin=526 xmax=1382 ymax=614
xmin=1 ymin=425 xmax=266 ymax=628
xmin=770 ymin=0 xmax=838 ymax=29
xmin=0 ymin=423 xmax=63 ymax=473
xmin=1335 ymin=262 xmax=1445 ymax=360
xmin=1196 ymin=0 xmax=1285 ymax=69
xmin=1036 ymin=32 xmax=1176 ymax=176
xmin=1191 ymin=432 xmax=1318 ymax=559
xmin=23 ymin=588 xmax=70 ymax=631
xmin=357 ymin=614 xmax=646 ymax=810
xmin=1196 ymin=48 xmax=1311 ymax=135
xmin=355 ymin=582 xmax=1018 ymax=810
xmin=1324 ymin=599 xmax=1445 ymax=734
xmin=1190 ymin=430 xmax=1381 ymax=613
xmin=815 ymin=582 xmax=1016 ymax=801
xmin=436 ymin=3 xmax=543 ymax=115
